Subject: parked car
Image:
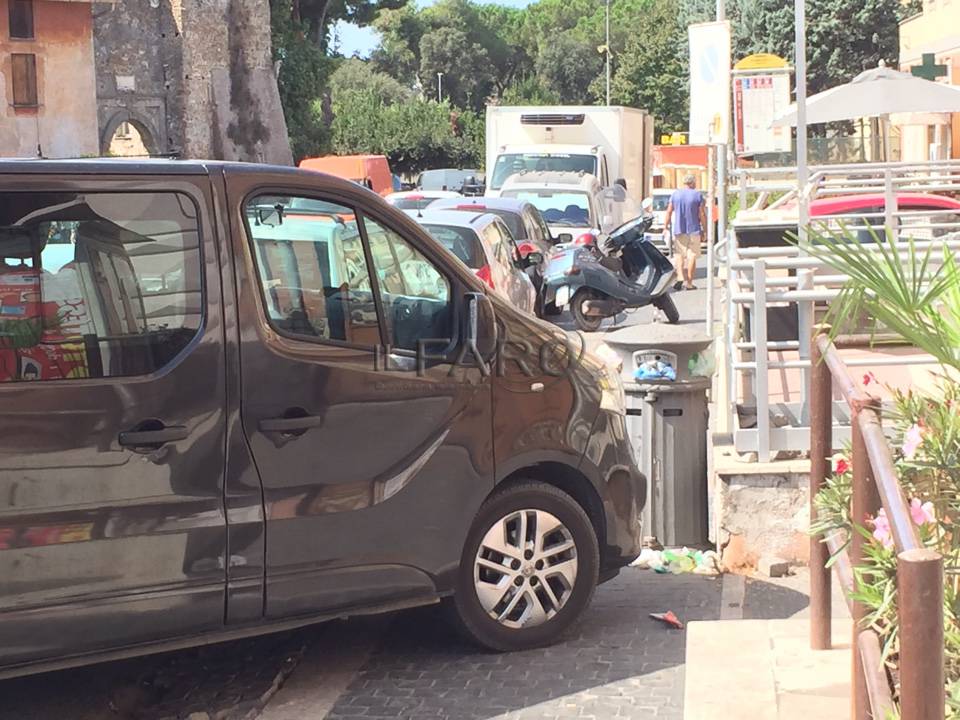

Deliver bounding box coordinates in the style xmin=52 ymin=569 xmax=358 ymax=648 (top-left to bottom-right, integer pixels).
xmin=417 ymin=168 xmax=482 ymax=194
xmin=427 ymin=196 xmax=555 ymax=308
xmin=299 ymin=154 xmax=394 ymax=196
xmin=0 ymin=159 xmax=644 ymax=679
xmin=499 ymin=171 xmax=628 ymax=245
xmin=407 ymin=209 xmax=538 ymax=316
xmin=809 ymin=192 xmax=960 ymax=242
xmin=386 ymin=190 xmax=461 ymax=211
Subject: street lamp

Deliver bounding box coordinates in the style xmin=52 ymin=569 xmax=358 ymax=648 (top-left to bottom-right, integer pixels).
xmin=437 ymin=72 xmax=444 ymax=104
xmin=604 ymin=0 xmax=610 ymax=106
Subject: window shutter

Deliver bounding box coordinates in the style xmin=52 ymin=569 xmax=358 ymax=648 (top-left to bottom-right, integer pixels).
xmin=11 ymin=53 xmax=38 ymax=107
xmin=9 ymin=0 xmax=34 ymax=39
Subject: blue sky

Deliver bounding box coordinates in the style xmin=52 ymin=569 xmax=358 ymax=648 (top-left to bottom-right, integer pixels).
xmin=332 ymin=0 xmax=537 ymax=57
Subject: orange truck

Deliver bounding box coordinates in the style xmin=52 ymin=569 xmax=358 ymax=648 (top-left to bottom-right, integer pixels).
xmin=299 ymin=155 xmax=394 ymax=197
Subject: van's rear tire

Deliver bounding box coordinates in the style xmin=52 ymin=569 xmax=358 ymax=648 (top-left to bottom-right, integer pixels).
xmin=571 ymin=289 xmax=604 ymax=332
xmin=453 ymin=481 xmax=599 ymax=652
xmin=654 ymin=294 xmax=680 ymax=324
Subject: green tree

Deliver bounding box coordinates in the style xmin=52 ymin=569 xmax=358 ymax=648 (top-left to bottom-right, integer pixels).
xmin=501 ymin=75 xmax=561 ymax=105
xmin=371 ymin=5 xmax=425 ymax=82
xmin=610 ymin=0 xmax=687 ymax=133
xmin=331 ymin=91 xmax=484 ymax=174
xmin=329 ymin=58 xmax=411 ymax=103
xmin=419 ymin=26 xmax=494 ymax=111
xmin=535 ymin=34 xmax=602 ymax=104
xmin=271 ymin=0 xmax=333 ymax=161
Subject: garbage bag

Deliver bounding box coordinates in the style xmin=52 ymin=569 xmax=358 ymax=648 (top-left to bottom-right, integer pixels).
xmin=688 ymin=347 xmax=716 ymax=378
xmin=634 ymin=359 xmax=676 ymax=381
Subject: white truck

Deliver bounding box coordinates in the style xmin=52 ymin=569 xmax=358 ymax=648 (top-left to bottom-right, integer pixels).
xmin=484 ymin=105 xmax=654 ymax=202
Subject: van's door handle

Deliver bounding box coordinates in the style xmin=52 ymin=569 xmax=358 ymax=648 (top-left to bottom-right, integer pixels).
xmin=259 ymin=415 xmax=324 ymax=434
xmin=119 ymin=425 xmax=189 ymax=448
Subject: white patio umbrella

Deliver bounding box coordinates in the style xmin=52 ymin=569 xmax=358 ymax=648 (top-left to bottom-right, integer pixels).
xmin=773 ymin=64 xmax=960 ymax=127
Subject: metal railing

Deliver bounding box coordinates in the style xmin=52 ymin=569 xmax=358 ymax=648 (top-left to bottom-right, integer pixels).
xmin=720 ymin=159 xmax=960 ymax=459
xmin=809 ymin=334 xmax=945 ymax=720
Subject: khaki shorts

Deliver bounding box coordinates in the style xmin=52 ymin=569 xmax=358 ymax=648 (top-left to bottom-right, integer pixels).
xmin=674 ymin=233 xmax=702 ymax=259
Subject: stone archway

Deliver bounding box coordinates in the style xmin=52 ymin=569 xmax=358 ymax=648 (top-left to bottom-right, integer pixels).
xmin=100 ymin=112 xmax=160 ymax=157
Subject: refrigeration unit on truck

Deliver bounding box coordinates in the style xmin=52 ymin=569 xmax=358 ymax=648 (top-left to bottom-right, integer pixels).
xmin=485 ymin=106 xmax=654 ymax=201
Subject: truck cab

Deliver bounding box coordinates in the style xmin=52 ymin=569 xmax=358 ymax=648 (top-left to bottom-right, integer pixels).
xmin=487 ymin=144 xmax=611 ymax=195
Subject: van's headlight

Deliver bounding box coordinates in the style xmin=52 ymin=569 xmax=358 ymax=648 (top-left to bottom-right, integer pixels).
xmin=593 ymin=342 xmax=626 ymax=415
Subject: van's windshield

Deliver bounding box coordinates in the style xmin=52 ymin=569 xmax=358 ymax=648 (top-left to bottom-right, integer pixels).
xmin=491 ymin=153 xmax=597 ymax=190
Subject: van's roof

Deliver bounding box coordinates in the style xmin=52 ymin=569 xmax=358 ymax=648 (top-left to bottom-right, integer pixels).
xmin=0 ymin=158 xmax=385 ymax=194
xmin=0 ymin=157 xmax=214 ymax=174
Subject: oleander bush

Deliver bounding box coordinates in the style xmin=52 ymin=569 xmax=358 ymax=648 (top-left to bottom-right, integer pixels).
xmin=803 ymin=225 xmax=960 ymax=717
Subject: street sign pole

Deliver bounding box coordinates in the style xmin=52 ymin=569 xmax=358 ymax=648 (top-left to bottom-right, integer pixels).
xmin=605 ymin=0 xmax=611 ymax=106
xmin=795 ymin=0 xmax=808 ymax=246
xmin=706 ymin=0 xmax=726 ymax=336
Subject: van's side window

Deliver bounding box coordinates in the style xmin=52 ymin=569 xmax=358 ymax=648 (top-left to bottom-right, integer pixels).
xmin=363 ymin=218 xmax=452 ymax=352
xmin=0 ymin=191 xmax=202 ymax=382
xmin=245 ymin=195 xmax=381 ymax=347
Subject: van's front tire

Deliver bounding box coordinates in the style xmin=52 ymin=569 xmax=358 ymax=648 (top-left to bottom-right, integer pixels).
xmin=453 ymin=481 xmax=599 ymax=652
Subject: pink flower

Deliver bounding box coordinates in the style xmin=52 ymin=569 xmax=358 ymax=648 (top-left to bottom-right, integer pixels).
xmin=902 ymin=424 xmax=924 ymax=460
xmin=869 ymin=509 xmax=894 ymax=549
xmin=835 ymin=458 xmax=850 ymax=475
xmin=909 ymin=498 xmax=936 ymax=526
xmin=863 ymin=372 xmax=878 ymax=387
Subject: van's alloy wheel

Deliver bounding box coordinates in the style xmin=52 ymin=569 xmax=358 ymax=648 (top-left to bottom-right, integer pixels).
xmin=473 ymin=509 xmax=578 ymax=629
xmin=453 ymin=480 xmax=599 ymax=652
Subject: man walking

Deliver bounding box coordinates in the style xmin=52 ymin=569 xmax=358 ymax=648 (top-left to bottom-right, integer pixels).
xmin=663 ymin=174 xmax=707 ymax=291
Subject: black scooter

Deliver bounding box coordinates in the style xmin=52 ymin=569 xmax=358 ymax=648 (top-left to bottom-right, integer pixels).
xmin=541 ymin=215 xmax=679 ymax=332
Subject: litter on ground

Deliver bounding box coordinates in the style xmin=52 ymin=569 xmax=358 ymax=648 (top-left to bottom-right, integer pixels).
xmin=630 ymin=547 xmax=721 ymax=575
xmin=649 ymin=611 xmax=684 ymax=629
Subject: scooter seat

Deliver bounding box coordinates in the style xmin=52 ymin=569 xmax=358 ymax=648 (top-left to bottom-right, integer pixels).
xmin=599 ymin=256 xmax=622 ymax=273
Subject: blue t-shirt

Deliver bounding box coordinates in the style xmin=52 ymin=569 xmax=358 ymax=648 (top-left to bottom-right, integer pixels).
xmin=670 ymin=188 xmax=703 ymax=235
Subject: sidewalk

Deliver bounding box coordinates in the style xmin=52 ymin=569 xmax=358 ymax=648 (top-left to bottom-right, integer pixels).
xmin=684 ymin=569 xmax=853 ymax=720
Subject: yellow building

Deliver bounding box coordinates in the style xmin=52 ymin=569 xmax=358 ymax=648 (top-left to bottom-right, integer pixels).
xmin=0 ymin=0 xmax=99 ymax=158
xmin=899 ymin=0 xmax=960 ymax=160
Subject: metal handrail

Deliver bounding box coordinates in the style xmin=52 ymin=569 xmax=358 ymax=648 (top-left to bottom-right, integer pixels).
xmin=810 ymin=334 xmax=945 ymax=720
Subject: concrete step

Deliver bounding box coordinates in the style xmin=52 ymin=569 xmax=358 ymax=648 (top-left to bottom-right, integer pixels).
xmin=684 ymin=619 xmax=851 ymax=720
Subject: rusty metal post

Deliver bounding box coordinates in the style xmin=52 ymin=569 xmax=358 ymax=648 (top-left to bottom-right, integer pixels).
xmin=851 ymin=402 xmax=882 ymax=720
xmin=898 ymin=549 xmax=945 ymax=720
xmin=809 ymin=335 xmax=832 ymax=650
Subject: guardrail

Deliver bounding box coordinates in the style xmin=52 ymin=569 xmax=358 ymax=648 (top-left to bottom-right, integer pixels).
xmin=809 ymin=334 xmax=945 ymax=720
xmin=720 ymin=159 xmax=960 ymax=459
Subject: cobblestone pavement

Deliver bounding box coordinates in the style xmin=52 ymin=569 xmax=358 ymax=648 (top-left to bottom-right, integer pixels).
xmin=323 ymin=569 xmax=723 ymax=720
xmin=0 ymin=568 xmax=820 ymax=720
xmin=0 ymin=627 xmax=315 ymax=720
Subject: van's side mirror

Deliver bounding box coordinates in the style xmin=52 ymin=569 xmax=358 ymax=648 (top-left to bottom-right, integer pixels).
xmin=557 ymin=232 xmax=573 ymax=243
xmin=464 ymin=292 xmax=497 ymax=361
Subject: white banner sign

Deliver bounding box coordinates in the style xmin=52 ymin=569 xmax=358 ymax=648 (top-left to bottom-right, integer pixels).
xmin=733 ymin=73 xmax=792 ymax=154
xmin=688 ymin=21 xmax=731 ymax=144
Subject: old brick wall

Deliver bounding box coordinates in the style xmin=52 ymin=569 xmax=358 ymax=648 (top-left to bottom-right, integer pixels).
xmin=95 ymin=0 xmax=291 ymax=163
xmin=94 ymin=0 xmax=183 ymax=155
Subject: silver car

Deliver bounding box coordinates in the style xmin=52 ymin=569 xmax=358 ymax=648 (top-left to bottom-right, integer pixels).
xmin=406 ymin=209 xmax=538 ymax=315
